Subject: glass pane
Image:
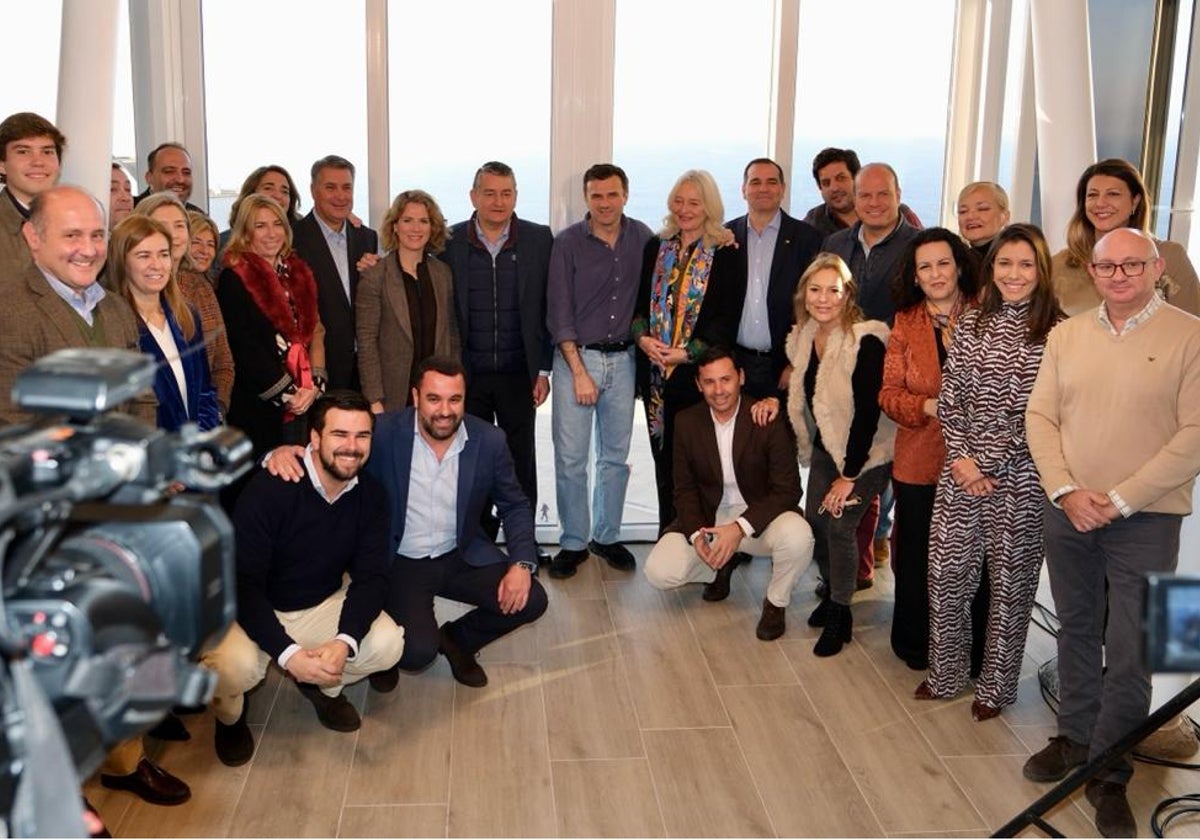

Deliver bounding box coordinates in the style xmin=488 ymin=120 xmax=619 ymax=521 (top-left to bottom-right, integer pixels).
xmin=201 ymin=0 xmax=368 ymax=231
xmin=113 ymin=0 xmax=136 ymax=174
xmin=385 ymin=0 xmax=551 ymax=225
xmin=791 ymin=0 xmax=956 ymax=228
xmin=0 ymin=0 xmax=63 ymax=118
xmin=613 ymin=0 xmax=774 ymax=230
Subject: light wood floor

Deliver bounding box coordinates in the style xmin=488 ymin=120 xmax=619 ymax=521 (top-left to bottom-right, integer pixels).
xmin=85 ymin=547 xmax=1200 ymax=838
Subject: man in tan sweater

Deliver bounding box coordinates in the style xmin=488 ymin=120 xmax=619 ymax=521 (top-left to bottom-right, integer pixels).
xmin=1024 ymin=228 xmax=1200 ymax=838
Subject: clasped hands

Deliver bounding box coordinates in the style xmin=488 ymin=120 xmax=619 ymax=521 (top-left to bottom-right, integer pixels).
xmin=950 ymin=457 xmax=997 ymax=497
xmin=638 ymin=336 xmax=688 ymax=371
xmin=693 ymin=522 xmax=742 ymax=569
xmin=285 ymin=639 xmax=350 ymax=687
xmin=1060 ymin=489 xmax=1119 ymax=533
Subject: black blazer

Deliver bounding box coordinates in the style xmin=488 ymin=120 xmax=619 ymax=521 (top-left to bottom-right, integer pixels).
xmin=726 ymin=211 xmax=822 ymax=392
xmin=442 ymin=215 xmax=554 ymax=383
xmin=292 ymin=211 xmax=379 ymax=390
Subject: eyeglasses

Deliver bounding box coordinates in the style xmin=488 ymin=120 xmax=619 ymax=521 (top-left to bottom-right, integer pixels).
xmin=1090 ymin=260 xmax=1151 ymax=278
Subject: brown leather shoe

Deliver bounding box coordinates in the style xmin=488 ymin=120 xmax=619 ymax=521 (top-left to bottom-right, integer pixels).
xmin=971 ymin=699 xmax=1002 ymax=721
xmin=439 ymin=627 xmax=488 ymax=687
xmin=368 ymin=664 xmax=400 ymax=693
xmin=1023 ymin=735 xmax=1089 ymax=782
xmin=1085 ymin=780 xmax=1136 ymax=838
xmin=914 ymin=680 xmax=937 ymax=700
xmin=755 ymin=599 xmax=786 ymax=640
xmin=100 ymin=758 xmax=191 ymax=806
xmin=702 ymin=559 xmax=737 ymax=602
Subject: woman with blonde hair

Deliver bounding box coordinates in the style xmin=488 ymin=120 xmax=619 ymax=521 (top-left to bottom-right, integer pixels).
xmin=356 ymin=189 xmax=459 ymax=412
xmin=187 ymin=209 xmax=220 ymax=280
xmin=753 ymin=253 xmax=894 ymax=656
xmin=633 ymin=169 xmax=739 ymax=532
xmin=217 ymin=192 xmax=325 ymax=455
xmin=956 ymin=181 xmax=1010 ymax=261
xmin=1052 ymin=158 xmax=1199 ymax=316
xmin=134 ymin=192 xmax=235 ymax=417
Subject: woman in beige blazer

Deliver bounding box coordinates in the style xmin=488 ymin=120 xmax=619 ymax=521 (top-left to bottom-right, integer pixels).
xmin=357 ymin=189 xmax=460 ymax=412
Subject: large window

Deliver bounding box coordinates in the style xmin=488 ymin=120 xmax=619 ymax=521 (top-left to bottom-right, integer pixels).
xmin=613 ymin=0 xmax=775 ymax=228
xmin=201 ymin=0 xmax=369 ymax=230
xmin=385 ymin=0 xmax=552 ymax=227
xmin=0 ymin=1 xmax=62 ymax=119
xmin=790 ymin=0 xmax=956 ymax=227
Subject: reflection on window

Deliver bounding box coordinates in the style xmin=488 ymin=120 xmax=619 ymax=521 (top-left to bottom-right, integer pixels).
xmin=790 ymin=0 xmax=955 ymax=227
xmin=614 ymin=0 xmax=773 ymax=229
xmin=0 ymin=1 xmax=63 ymax=119
xmin=201 ymin=0 xmax=368 ymax=231
xmin=385 ymin=0 xmax=551 ymax=226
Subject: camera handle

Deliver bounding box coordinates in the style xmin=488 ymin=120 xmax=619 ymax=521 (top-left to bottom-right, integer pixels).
xmin=993 ymin=675 xmax=1200 ymax=837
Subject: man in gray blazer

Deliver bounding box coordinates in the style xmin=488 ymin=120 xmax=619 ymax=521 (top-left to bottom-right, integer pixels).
xmin=0 ymin=185 xmax=156 ymax=426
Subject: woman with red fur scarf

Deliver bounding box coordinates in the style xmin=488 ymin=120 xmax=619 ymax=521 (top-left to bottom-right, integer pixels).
xmin=217 ymin=192 xmax=326 ymax=459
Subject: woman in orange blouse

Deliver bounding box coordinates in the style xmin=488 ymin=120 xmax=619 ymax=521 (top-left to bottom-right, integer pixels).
xmin=880 ymin=227 xmax=987 ymax=671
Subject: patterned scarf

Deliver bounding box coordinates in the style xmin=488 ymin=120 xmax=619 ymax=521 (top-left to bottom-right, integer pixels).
xmin=646 ymin=236 xmax=715 ymax=439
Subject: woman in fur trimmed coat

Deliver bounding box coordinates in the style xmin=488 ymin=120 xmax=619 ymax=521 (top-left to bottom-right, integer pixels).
xmin=753 ymin=252 xmax=895 ymax=657
xmin=217 ymin=193 xmax=325 ymax=458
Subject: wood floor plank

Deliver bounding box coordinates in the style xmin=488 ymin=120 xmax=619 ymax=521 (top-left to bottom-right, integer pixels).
xmin=544 ymin=551 xmax=608 ymax=598
xmin=835 ymin=718 xmax=986 ymax=834
xmin=540 ymin=596 xmax=642 ymax=760
xmin=550 ymin=758 xmax=666 ymax=837
xmin=605 ymin=576 xmax=728 ymax=729
xmin=780 ymin=635 xmax=907 ymax=736
xmin=911 ymin=700 xmax=1031 ymax=757
xmin=687 ymin=577 xmax=798 ymax=686
xmin=338 ymin=805 xmax=447 ymax=838
xmin=345 ymin=660 xmax=455 ymax=806
xmin=642 ymin=728 xmax=774 ymax=838
xmin=448 ymin=664 xmax=555 ymax=837
xmin=225 ymin=681 xmax=364 ymax=837
xmin=942 ymin=755 xmax=1097 ymax=836
xmin=720 ymin=684 xmax=881 ymax=837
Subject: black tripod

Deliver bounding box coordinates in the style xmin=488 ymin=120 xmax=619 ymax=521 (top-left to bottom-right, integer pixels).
xmin=993 ymin=676 xmax=1200 ymax=837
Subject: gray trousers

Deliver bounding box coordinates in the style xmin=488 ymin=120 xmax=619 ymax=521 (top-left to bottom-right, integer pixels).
xmin=806 ymin=447 xmax=891 ymax=605
xmin=1044 ymin=500 xmax=1182 ymax=783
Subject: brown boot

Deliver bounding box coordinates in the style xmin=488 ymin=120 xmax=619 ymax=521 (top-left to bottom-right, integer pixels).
xmin=756 ymin=599 xmax=786 ymax=640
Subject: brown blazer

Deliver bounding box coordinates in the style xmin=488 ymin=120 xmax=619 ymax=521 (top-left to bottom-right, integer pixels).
xmin=0 ymin=265 xmax=157 ymax=426
xmin=355 ymin=252 xmax=461 ymax=411
xmin=669 ymin=399 xmax=802 ymax=539
xmin=879 ymin=304 xmax=947 ymax=485
xmin=0 ymin=188 xmax=33 ymax=289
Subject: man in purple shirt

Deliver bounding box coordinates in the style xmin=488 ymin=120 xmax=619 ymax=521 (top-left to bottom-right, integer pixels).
xmin=545 ymin=164 xmax=653 ymax=578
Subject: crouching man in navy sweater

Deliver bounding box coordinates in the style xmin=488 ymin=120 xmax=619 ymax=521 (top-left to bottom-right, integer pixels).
xmin=202 ymin=390 xmax=405 ymax=766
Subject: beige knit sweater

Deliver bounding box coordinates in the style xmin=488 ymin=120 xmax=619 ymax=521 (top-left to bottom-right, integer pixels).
xmin=1026 ymin=303 xmax=1200 ymax=515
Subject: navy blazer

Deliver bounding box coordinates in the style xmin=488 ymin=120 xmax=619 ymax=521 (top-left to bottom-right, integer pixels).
xmin=365 ymin=408 xmax=536 ymax=567
xmin=442 ymin=215 xmax=554 ymax=381
xmin=139 ymin=303 xmax=221 ymax=431
xmin=726 ymin=211 xmax=822 ymax=391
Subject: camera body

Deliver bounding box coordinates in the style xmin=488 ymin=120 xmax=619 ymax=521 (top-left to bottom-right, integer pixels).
xmin=0 ymin=348 xmax=250 ymax=835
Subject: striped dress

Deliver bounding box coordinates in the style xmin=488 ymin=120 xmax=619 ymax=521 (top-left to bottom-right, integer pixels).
xmin=925 ymin=301 xmax=1050 ymax=707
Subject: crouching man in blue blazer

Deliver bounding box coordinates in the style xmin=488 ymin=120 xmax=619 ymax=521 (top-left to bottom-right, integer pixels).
xmin=266 ymin=355 xmax=547 ymax=688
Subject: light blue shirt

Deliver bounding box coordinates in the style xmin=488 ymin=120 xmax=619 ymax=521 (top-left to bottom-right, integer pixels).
xmin=315 ymin=212 xmax=351 ymax=303
xmin=40 ymin=268 xmax=106 ymax=326
xmin=736 ymin=210 xmax=780 ymax=351
xmin=473 ymin=218 xmax=511 ymax=260
xmin=397 ymin=412 xmax=469 ymax=558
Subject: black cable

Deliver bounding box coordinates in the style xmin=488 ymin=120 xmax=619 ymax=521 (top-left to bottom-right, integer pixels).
xmin=1151 ymin=794 xmax=1200 ymax=837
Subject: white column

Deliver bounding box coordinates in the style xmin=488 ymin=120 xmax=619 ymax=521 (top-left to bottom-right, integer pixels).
xmin=128 ymin=0 xmax=208 ymax=210
xmin=1167 ymin=0 xmax=1200 ymax=252
xmin=1007 ymin=7 xmax=1038 ymax=224
xmin=1029 ymin=0 xmax=1096 ymax=251
xmin=768 ymin=0 xmax=799 ymax=211
xmin=57 ymin=0 xmax=120 ymax=208
xmin=365 ymin=0 xmax=390 ymax=229
xmin=940 ymin=0 xmax=987 ymax=226
xmin=549 ymin=0 xmax=616 ymax=232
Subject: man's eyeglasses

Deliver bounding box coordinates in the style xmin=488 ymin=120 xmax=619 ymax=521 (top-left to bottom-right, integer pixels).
xmin=1090 ymin=260 xmax=1152 ymax=278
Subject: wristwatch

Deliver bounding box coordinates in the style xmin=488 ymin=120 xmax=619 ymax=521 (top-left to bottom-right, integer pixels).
xmin=515 ymin=559 xmax=538 ymax=575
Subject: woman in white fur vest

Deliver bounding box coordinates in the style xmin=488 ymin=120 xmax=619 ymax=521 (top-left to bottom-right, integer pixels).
xmin=754 ymin=253 xmax=895 ymax=656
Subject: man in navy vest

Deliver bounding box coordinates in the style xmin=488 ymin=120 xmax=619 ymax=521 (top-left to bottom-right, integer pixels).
xmin=442 ymin=162 xmax=554 ymax=563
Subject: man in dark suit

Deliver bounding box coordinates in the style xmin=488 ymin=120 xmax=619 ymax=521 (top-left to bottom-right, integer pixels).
xmin=266 ymin=356 xmax=547 ymax=688
xmin=726 ymin=158 xmax=822 ymax=399
xmin=134 ymin=142 xmax=202 ymax=212
xmin=644 ymin=347 xmax=813 ymax=640
xmin=291 ymin=155 xmax=379 ymax=391
xmin=442 ymin=161 xmax=554 ymax=562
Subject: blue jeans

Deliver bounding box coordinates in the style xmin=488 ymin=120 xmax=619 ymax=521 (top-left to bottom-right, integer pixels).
xmin=552 ymin=347 xmax=636 ymax=550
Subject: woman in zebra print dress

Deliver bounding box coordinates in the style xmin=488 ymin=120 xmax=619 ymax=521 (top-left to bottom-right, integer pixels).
xmin=916 ymin=223 xmax=1063 ymax=721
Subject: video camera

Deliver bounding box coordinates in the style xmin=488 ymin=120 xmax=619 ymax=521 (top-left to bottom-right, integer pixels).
xmin=0 ymin=348 xmax=250 ymax=836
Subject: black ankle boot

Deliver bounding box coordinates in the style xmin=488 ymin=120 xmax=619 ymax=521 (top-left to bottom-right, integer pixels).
xmin=807 ymin=596 xmax=830 ymax=628
xmin=813 ymin=602 xmax=852 ymax=657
